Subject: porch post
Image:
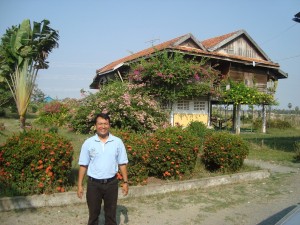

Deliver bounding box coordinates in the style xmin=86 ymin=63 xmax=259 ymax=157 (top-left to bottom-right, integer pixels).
xmin=262 ymin=104 xmax=267 ymax=133
xmin=236 ymin=104 xmax=241 ymax=135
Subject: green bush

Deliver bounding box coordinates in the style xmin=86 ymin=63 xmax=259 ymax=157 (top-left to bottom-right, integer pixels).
xmin=253 ymin=118 xmax=292 ymax=130
xmin=71 ymin=81 xmax=170 ymax=134
xmin=36 ymin=101 xmax=70 ymax=127
xmin=0 ymin=129 xmax=74 ymax=196
xmin=202 ymin=131 xmax=249 ymax=172
xmin=294 ymin=141 xmax=300 ymax=162
xmin=186 ymin=121 xmax=212 ymax=141
xmin=147 ymin=127 xmax=200 ymax=179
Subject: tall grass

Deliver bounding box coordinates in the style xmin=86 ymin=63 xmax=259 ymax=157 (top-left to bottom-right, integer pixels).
xmin=241 ymin=127 xmax=300 ymax=166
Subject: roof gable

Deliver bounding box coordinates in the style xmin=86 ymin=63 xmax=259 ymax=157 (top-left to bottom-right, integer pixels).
xmin=96 ymin=33 xmax=205 ymax=74
xmin=201 ymin=30 xmax=271 ymax=61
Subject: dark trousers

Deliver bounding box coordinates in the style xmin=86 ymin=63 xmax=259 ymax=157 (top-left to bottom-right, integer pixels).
xmin=86 ymin=178 xmax=119 ymax=225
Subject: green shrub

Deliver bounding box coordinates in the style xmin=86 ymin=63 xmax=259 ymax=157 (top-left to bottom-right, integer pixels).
xmin=294 ymin=141 xmax=300 ymax=162
xmin=0 ymin=129 xmax=74 ymax=196
xmin=71 ymin=81 xmax=170 ymax=134
xmin=36 ymin=101 xmax=70 ymax=127
xmin=253 ymin=118 xmax=292 ymax=130
xmin=202 ymin=131 xmax=249 ymax=172
xmin=147 ymin=127 xmax=200 ymax=180
xmin=186 ymin=121 xmax=212 ymax=141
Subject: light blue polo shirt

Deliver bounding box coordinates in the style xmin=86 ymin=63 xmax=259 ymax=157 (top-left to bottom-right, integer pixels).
xmin=78 ymin=133 xmax=128 ymax=179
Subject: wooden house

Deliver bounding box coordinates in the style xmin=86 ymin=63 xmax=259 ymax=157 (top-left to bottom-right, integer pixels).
xmin=90 ymin=30 xmax=287 ymax=128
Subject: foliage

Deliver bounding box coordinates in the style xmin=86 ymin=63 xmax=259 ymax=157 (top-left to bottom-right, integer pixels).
xmin=202 ymin=131 xmax=249 ymax=172
xmin=6 ymin=60 xmax=37 ymax=127
xmin=31 ymin=84 xmax=46 ymax=103
xmin=128 ymin=50 xmax=222 ymax=103
xmin=71 ymin=81 xmax=169 ymax=134
xmin=293 ymin=141 xmax=300 ymax=162
xmin=222 ymin=80 xmax=275 ymax=105
xmin=147 ymin=126 xmax=200 ymax=179
xmin=185 ymin=121 xmax=212 ymax=141
xmin=0 ymin=129 xmax=74 ymax=196
xmin=0 ymin=19 xmax=59 ymax=74
xmin=0 ymin=19 xmax=59 ymax=129
xmin=111 ymin=129 xmax=150 ymax=185
xmin=36 ymin=101 xmax=71 ymax=127
xmin=112 ymin=126 xmax=201 ymax=184
xmin=253 ymin=118 xmax=292 ymax=130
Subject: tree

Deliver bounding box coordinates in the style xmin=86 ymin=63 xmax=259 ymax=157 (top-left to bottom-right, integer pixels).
xmin=31 ymin=84 xmax=46 ymax=103
xmin=222 ymin=81 xmax=276 ymax=134
xmin=295 ymin=106 xmax=299 ymax=114
xmin=288 ymin=103 xmax=292 ymax=111
xmin=0 ymin=19 xmax=59 ymax=128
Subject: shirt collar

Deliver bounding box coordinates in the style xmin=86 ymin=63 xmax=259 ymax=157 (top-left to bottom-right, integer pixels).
xmin=93 ymin=133 xmax=114 ymax=142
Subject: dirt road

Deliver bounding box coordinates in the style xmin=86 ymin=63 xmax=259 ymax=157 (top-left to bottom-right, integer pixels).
xmin=1 ymin=161 xmax=300 ymax=225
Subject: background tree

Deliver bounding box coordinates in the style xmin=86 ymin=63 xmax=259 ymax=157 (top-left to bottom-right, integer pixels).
xmin=0 ymin=19 xmax=59 ymax=128
xmin=295 ymin=106 xmax=299 ymax=114
xmin=31 ymin=85 xmax=46 ymax=103
xmin=288 ymin=102 xmax=292 ymax=111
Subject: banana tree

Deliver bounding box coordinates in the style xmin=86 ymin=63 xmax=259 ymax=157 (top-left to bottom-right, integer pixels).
xmin=0 ymin=19 xmax=59 ymax=129
xmin=6 ymin=59 xmax=37 ymax=128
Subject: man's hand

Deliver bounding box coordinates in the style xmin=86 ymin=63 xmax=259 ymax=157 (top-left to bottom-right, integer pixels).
xmin=77 ymin=185 xmax=84 ymax=199
xmin=122 ymin=183 xmax=129 ymax=196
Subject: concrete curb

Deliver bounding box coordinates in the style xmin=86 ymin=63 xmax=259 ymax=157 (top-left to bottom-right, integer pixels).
xmin=0 ymin=169 xmax=270 ymax=212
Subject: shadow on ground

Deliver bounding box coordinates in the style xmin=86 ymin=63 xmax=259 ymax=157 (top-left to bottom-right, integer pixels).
xmin=257 ymin=204 xmax=299 ymax=225
xmin=97 ymin=205 xmax=129 ymax=225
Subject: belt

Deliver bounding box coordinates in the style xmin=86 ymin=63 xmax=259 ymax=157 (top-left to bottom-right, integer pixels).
xmin=88 ymin=175 xmax=116 ymax=184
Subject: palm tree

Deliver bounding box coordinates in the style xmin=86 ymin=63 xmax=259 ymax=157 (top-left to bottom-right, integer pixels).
xmin=0 ymin=19 xmax=59 ymax=129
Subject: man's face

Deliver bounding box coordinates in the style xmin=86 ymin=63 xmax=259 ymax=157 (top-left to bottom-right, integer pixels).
xmin=95 ymin=117 xmax=110 ymax=138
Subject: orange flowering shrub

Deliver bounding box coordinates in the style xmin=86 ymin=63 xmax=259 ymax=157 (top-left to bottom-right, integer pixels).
xmin=0 ymin=129 xmax=74 ymax=196
xmin=112 ymin=126 xmax=201 ymax=185
xmin=111 ymin=129 xmax=150 ymax=186
xmin=202 ymin=131 xmax=249 ymax=172
xmin=147 ymin=127 xmax=200 ymax=179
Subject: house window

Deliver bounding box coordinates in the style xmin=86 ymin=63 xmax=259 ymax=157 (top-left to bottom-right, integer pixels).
xmin=194 ymin=101 xmax=205 ymax=111
xmin=177 ymin=100 xmax=189 ymax=110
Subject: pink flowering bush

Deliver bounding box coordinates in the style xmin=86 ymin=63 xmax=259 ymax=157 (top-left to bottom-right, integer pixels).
xmin=128 ymin=50 xmax=221 ymax=102
xmin=71 ymin=81 xmax=169 ymax=134
xmin=36 ymin=101 xmax=68 ymax=126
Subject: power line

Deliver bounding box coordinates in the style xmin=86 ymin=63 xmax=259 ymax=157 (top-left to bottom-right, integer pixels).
xmin=261 ymin=24 xmax=297 ymax=45
xmin=275 ymin=54 xmax=300 ymax=62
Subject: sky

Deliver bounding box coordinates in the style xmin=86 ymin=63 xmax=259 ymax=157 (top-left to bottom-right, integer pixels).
xmin=0 ymin=0 xmax=299 ymax=109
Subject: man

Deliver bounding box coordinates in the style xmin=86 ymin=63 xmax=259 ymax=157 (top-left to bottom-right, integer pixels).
xmin=77 ymin=113 xmax=129 ymax=225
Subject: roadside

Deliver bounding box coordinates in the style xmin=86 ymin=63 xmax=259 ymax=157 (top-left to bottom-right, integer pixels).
xmin=1 ymin=160 xmax=299 ymax=225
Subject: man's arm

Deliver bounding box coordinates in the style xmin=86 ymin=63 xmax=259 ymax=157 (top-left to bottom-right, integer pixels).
xmin=77 ymin=165 xmax=87 ymax=199
xmin=119 ymin=164 xmax=128 ymax=196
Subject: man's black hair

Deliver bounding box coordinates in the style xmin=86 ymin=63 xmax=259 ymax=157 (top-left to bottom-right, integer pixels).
xmin=94 ymin=113 xmax=110 ymax=124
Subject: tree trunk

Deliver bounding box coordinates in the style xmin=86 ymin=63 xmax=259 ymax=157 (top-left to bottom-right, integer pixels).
xmin=20 ymin=115 xmax=26 ymax=130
